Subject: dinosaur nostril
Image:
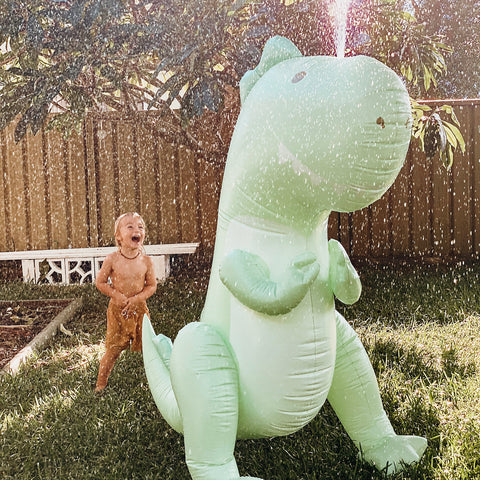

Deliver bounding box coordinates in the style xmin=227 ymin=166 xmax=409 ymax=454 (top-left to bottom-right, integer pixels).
xmin=292 ymin=71 xmax=307 ymax=83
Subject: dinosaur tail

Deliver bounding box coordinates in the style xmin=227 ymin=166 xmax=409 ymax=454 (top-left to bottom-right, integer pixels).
xmin=142 ymin=314 xmax=183 ymax=433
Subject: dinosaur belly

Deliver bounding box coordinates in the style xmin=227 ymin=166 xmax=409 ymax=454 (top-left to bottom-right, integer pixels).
xmin=232 ymin=293 xmax=336 ymax=439
xmin=222 ymin=216 xmax=336 ymax=439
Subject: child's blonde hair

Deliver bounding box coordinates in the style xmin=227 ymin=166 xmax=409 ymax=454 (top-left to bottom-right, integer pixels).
xmin=114 ymin=212 xmax=145 ymax=248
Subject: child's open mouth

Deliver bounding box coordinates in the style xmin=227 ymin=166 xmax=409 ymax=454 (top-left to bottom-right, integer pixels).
xmin=132 ymin=235 xmax=141 ymax=243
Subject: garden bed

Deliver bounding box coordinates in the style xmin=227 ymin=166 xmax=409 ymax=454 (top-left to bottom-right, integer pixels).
xmin=0 ymin=299 xmax=76 ymax=371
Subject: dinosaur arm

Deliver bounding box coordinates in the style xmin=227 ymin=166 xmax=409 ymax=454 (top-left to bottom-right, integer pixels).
xmin=219 ymin=249 xmax=319 ymax=315
xmin=328 ymin=239 xmax=362 ymax=305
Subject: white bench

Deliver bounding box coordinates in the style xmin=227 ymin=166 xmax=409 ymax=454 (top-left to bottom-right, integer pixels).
xmin=0 ymin=243 xmax=199 ymax=285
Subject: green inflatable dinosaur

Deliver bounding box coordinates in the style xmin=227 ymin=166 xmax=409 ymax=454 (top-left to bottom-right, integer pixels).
xmin=143 ymin=36 xmax=427 ymax=479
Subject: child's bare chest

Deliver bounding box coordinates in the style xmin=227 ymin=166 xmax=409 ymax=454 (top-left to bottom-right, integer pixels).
xmin=111 ymin=260 xmax=147 ymax=293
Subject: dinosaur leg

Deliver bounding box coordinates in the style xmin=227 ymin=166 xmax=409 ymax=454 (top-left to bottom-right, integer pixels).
xmin=170 ymin=322 xmax=260 ymax=480
xmin=327 ymin=311 xmax=427 ymax=473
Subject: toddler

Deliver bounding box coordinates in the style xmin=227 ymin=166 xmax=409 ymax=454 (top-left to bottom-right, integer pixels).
xmin=95 ymin=212 xmax=157 ymax=392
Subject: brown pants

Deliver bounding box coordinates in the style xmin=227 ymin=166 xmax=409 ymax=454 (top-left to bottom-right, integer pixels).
xmin=95 ymin=300 xmax=149 ymax=391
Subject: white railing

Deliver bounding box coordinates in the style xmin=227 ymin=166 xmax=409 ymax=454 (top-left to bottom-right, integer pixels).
xmin=0 ymin=243 xmax=199 ymax=285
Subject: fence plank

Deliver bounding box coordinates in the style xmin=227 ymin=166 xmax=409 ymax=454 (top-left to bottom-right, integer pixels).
xmin=68 ymin=131 xmax=89 ymax=248
xmin=117 ymin=121 xmax=139 ymax=215
xmin=0 ymin=130 xmax=9 ymax=250
xmin=452 ymin=105 xmax=473 ymax=257
xmin=95 ymin=119 xmax=117 ymax=245
xmin=198 ymin=158 xmax=222 ymax=252
xmin=46 ymin=130 xmax=70 ymax=249
xmin=474 ymin=106 xmax=480 ymax=255
xmin=370 ymin=193 xmax=391 ymax=258
xmin=5 ymin=128 xmax=28 ymax=251
xmin=432 ymin=156 xmax=453 ymax=258
xmin=410 ymin=144 xmax=432 ymax=256
xmin=390 ymin=154 xmax=411 ymax=257
xmin=158 ymin=140 xmax=178 ymax=244
xmin=178 ymin=146 xmax=200 ymax=243
xmin=26 ymin=131 xmax=48 ymax=249
xmin=337 ymin=212 xmax=351 ymax=254
xmin=327 ymin=212 xmax=340 ymax=243
xmin=137 ymin=122 xmax=161 ymax=244
xmin=350 ymin=208 xmax=370 ymax=258
xmin=83 ymin=117 xmax=98 ymax=247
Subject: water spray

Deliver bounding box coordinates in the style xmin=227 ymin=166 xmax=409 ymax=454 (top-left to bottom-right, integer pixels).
xmin=328 ymin=0 xmax=353 ymax=58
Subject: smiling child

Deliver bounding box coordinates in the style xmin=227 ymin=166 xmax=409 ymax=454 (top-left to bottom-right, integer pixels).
xmin=94 ymin=212 xmax=157 ymax=392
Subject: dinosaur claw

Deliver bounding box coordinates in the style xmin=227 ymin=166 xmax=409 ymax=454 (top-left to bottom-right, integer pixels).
xmin=360 ymin=434 xmax=427 ymax=473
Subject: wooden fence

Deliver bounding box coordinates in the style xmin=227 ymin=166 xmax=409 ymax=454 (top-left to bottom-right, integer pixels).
xmin=0 ymin=99 xmax=479 ymax=263
xmin=0 ymin=113 xmax=224 ymax=256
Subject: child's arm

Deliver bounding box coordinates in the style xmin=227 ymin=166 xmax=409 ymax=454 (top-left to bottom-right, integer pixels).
xmin=95 ymin=254 xmax=128 ymax=306
xmin=136 ymin=256 xmax=157 ymax=301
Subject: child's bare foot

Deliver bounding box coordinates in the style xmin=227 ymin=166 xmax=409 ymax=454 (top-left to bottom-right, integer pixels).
xmin=94 ymin=385 xmax=106 ymax=395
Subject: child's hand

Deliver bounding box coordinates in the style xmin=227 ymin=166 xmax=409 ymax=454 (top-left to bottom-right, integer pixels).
xmin=112 ymin=291 xmax=128 ymax=308
xmin=122 ymin=295 xmax=140 ymax=317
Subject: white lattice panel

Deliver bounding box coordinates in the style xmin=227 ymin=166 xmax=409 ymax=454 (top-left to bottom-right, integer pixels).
xmin=34 ymin=258 xmax=102 ymax=285
xmin=0 ymin=243 xmax=199 ymax=284
xmin=35 ymin=259 xmax=66 ymax=284
xmin=67 ymin=258 xmax=96 ymax=284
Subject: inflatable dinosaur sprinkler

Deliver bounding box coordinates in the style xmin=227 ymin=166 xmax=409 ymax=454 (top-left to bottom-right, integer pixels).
xmin=143 ymin=36 xmax=427 ymax=479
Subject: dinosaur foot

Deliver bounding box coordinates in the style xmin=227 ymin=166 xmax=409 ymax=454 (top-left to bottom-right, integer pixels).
xmin=360 ymin=434 xmax=427 ymax=474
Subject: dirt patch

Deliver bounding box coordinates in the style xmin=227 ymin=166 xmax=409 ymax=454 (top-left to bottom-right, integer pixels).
xmin=0 ymin=299 xmax=73 ymax=369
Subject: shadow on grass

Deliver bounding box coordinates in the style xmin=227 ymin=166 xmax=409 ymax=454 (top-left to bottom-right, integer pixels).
xmin=236 ymin=403 xmax=371 ymax=480
xmin=235 ymin=398 xmax=435 ymax=480
xmin=361 ymin=336 xmax=479 ymax=479
xmin=366 ymin=337 xmax=476 ymax=382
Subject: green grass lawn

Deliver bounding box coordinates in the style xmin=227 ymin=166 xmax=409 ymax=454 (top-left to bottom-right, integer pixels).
xmin=1 ymin=263 xmax=479 ymax=479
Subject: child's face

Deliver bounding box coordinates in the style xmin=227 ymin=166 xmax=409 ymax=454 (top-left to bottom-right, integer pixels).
xmin=116 ymin=215 xmax=145 ymax=249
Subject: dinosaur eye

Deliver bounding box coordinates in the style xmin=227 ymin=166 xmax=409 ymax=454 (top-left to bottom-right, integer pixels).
xmin=376 ymin=117 xmax=385 ymax=129
xmin=291 ymin=71 xmax=307 ymax=83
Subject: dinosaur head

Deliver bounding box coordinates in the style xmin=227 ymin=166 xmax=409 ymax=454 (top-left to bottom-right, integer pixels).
xmin=223 ymin=36 xmax=412 ymax=229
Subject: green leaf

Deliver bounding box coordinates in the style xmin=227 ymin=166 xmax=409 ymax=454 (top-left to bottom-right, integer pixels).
xmin=228 ymin=0 xmax=250 ymax=15
xmin=443 ymin=145 xmax=454 ymax=170
xmin=439 ymin=105 xmax=452 ymax=115
xmin=200 ymin=80 xmax=222 ymax=112
xmin=443 ymin=124 xmax=458 ymax=149
xmin=442 ymin=120 xmax=466 ymax=153
xmin=46 ymin=111 xmax=84 ymax=139
xmin=83 ymin=0 xmax=101 ymax=27
xmin=0 ymin=83 xmax=35 ymax=131
xmin=245 ymin=25 xmax=271 ymax=38
xmin=66 ymin=0 xmax=89 ymax=26
xmin=192 ymin=85 xmax=204 ymax=117
xmin=29 ymin=103 xmax=50 ymax=136
xmin=14 ymin=115 xmax=28 ymax=143
xmin=423 ymin=65 xmax=431 ymax=91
